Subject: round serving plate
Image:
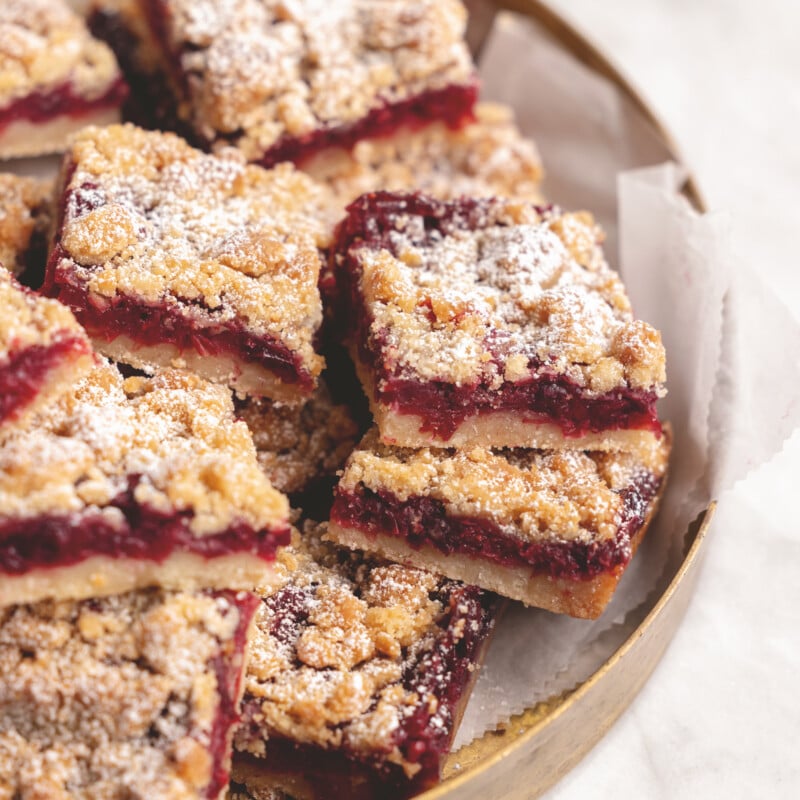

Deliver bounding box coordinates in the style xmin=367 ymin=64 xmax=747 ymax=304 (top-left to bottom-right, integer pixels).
xmin=419 ymin=2 xmax=714 ymax=798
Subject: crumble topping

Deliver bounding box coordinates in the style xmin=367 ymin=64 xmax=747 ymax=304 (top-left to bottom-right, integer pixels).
xmin=0 ymin=0 xmax=122 ymax=107
xmin=236 ymin=524 xmax=476 ymax=776
xmin=148 ymin=0 xmax=474 ymax=159
xmin=0 ymin=173 xmax=52 ymax=278
xmin=0 ymin=358 xmax=289 ymax=536
xmin=55 ymin=124 xmax=336 ymax=378
xmin=307 ymin=103 xmax=544 ymax=211
xmin=236 ymin=382 xmax=359 ymax=496
xmin=0 ymin=269 xmax=88 ymax=362
xmin=0 ymin=589 xmax=249 ymax=800
xmin=338 ymin=427 xmax=670 ymax=545
xmin=347 ymin=197 xmax=666 ymax=394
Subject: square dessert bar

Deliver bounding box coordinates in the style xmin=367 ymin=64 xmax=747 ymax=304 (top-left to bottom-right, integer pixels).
xmin=0 ymin=359 xmax=291 ymax=607
xmin=0 ymin=0 xmax=127 ymax=158
xmin=234 ymin=525 xmax=499 ymax=799
xmin=0 ymin=588 xmax=259 ymax=800
xmin=0 ymin=173 xmax=53 ymax=283
xmin=44 ymin=124 xmax=335 ymax=401
xmin=111 ymin=0 xmax=477 ymax=167
xmin=0 ymin=269 xmax=93 ymax=442
xmin=329 ymin=427 xmax=671 ymax=619
xmin=306 ymin=102 xmax=545 ymax=214
xmin=334 ymin=192 xmax=667 ymax=450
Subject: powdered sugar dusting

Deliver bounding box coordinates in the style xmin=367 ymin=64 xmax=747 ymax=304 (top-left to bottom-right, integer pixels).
xmin=0 ymin=358 xmax=288 ymax=535
xmin=0 ymin=589 xmax=252 ymax=799
xmin=0 ymin=0 xmax=121 ymax=105
xmin=56 ymin=124 xmax=335 ymax=379
xmin=351 ymin=198 xmax=666 ymax=393
xmin=153 ymin=0 xmax=474 ymax=158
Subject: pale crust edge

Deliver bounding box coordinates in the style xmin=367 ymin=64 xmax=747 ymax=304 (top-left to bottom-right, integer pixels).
xmin=327 ymin=478 xmax=665 ymax=620
xmin=95 ymin=334 xmax=312 ymax=404
xmin=0 ymin=551 xmax=280 ymax=607
xmin=0 ymin=108 xmax=122 ymax=159
xmin=353 ymin=350 xmax=660 ymax=453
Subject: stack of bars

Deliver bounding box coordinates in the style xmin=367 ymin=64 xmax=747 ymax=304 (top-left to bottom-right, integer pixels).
xmin=0 ymin=1 xmax=669 ymax=799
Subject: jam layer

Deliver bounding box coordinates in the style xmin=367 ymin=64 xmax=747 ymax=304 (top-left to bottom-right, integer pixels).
xmin=208 ymin=591 xmax=261 ymax=800
xmin=239 ymin=581 xmax=495 ymax=799
xmin=0 ymin=335 xmax=91 ymax=425
xmin=334 ymin=192 xmax=662 ymax=441
xmin=0 ymin=482 xmax=290 ymax=576
xmin=48 ymin=260 xmax=314 ymax=392
xmin=251 ymin=83 xmax=479 ymax=169
xmin=331 ymin=471 xmax=662 ymax=582
xmin=0 ymin=78 xmax=127 ymax=133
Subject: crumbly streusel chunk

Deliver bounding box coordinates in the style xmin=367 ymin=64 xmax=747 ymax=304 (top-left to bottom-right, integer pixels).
xmin=307 ymin=102 xmax=544 ymax=211
xmin=338 ymin=428 xmax=670 ymax=546
xmin=0 ymin=0 xmax=122 ymax=108
xmin=48 ymin=124 xmax=336 ymax=396
xmin=0 ymin=173 xmax=53 ymax=279
xmin=0 ymin=269 xmax=87 ymax=364
xmin=0 ymin=358 xmax=287 ymax=535
xmin=236 ymin=382 xmax=359 ymax=497
xmin=235 ymin=525 xmax=496 ymax=784
xmin=141 ymin=0 xmax=475 ymax=161
xmin=0 ymin=270 xmax=93 ymax=438
xmin=0 ymin=589 xmax=258 ymax=800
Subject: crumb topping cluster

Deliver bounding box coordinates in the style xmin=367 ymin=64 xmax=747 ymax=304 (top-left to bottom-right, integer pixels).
xmin=237 ymin=383 xmax=359 ymax=496
xmin=348 ymin=197 xmax=666 ymax=393
xmin=308 ymin=103 xmax=544 ymax=211
xmin=0 ymin=0 xmax=121 ymax=107
xmin=0 ymin=359 xmax=288 ymax=535
xmin=0 ymin=174 xmax=52 ymax=278
xmin=338 ymin=428 xmax=670 ymax=544
xmin=56 ymin=124 xmax=335 ymax=376
xmin=150 ymin=0 xmax=474 ymax=159
xmin=0 ymin=589 xmax=245 ymax=799
xmin=236 ymin=525 xmax=464 ymax=774
xmin=0 ymin=269 xmax=88 ymax=362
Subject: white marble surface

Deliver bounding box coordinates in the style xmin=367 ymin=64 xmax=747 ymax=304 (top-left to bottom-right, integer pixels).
xmin=539 ymin=1 xmax=800 ymax=798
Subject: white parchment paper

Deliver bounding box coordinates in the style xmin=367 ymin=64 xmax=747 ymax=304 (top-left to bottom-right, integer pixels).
xmin=453 ymin=13 xmax=800 ymax=749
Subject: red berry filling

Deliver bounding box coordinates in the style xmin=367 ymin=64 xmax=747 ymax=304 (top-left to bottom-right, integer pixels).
xmin=207 ymin=591 xmax=261 ymax=800
xmin=334 ymin=192 xmax=662 ymax=441
xmin=331 ymin=470 xmax=662 ymax=582
xmin=0 ymin=334 xmax=91 ymax=425
xmin=0 ymin=480 xmax=290 ymax=577
xmin=0 ymin=78 xmax=127 ymax=133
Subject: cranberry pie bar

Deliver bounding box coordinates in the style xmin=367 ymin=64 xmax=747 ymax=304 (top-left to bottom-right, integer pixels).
xmin=0 ymin=173 xmax=53 ymax=284
xmin=44 ymin=124 xmax=334 ymax=401
xmin=0 ymin=0 xmax=127 ymax=158
xmin=0 ymin=588 xmax=259 ymax=800
xmin=0 ymin=360 xmax=290 ymax=607
xmin=123 ymin=0 xmax=477 ymax=167
xmin=0 ymin=269 xmax=93 ymax=442
xmin=329 ymin=428 xmax=670 ymax=619
xmin=234 ymin=525 xmax=499 ymax=799
xmin=334 ymin=192 xmax=667 ymax=450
